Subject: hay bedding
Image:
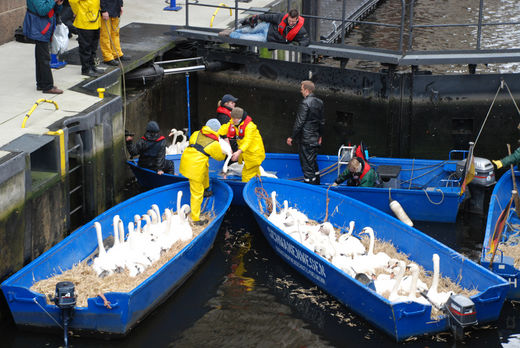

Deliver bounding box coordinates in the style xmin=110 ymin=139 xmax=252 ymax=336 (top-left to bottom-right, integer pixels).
xmin=487 ymin=242 xmax=520 ymax=269
xmin=30 ymin=212 xmax=213 ymax=308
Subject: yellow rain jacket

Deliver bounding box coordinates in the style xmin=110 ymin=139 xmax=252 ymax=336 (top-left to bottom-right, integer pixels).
xmin=69 ymin=0 xmax=101 ymax=30
xmin=219 ymin=116 xmax=265 ymax=182
xmin=180 ymin=127 xmax=226 ymax=221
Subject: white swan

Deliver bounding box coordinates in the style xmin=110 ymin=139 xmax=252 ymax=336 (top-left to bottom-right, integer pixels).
xmin=105 ymin=215 xmax=126 ymax=272
xmin=404 ymin=263 xmax=430 ymax=305
xmin=426 ymin=253 xmax=453 ymax=308
xmin=176 ymin=131 xmax=188 ymax=153
xmin=166 ymin=128 xmax=179 ymax=155
xmin=219 ymin=138 xmax=233 ymax=173
xmin=172 ymin=191 xmax=193 ymax=241
xmin=400 ymin=262 xmax=428 ymax=295
xmin=92 ymin=222 xmax=116 ymax=277
xmin=350 ymin=227 xmax=390 ymax=274
xmin=268 ymin=191 xmax=285 ymax=228
xmin=336 ymin=221 xmax=365 ymax=257
xmin=387 ymin=260 xmax=409 ymax=302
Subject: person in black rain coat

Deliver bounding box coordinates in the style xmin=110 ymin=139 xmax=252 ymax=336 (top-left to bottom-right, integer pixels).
xmin=126 ymin=121 xmax=174 ymax=175
xmin=286 ymin=80 xmax=324 ymax=184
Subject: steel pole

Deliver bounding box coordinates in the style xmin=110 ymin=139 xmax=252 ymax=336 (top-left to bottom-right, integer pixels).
xmin=477 ymin=0 xmax=484 ymax=50
xmin=185 ymin=72 xmax=191 ymax=136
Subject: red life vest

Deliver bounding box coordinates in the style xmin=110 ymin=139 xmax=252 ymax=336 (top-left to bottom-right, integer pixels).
xmin=142 ymin=135 xmax=165 ymax=142
xmin=227 ymin=116 xmax=252 ymax=139
xmin=359 ymin=159 xmax=371 ymax=180
xmin=216 ymin=106 xmax=232 ymax=118
xmin=278 ymin=14 xmax=305 ymax=41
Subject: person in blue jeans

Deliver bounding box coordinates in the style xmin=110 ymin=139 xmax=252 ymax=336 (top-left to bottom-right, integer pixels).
xmin=222 ymin=9 xmax=309 ymax=46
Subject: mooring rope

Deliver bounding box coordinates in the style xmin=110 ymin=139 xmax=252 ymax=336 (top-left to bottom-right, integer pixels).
xmin=422 ymin=188 xmax=445 ymax=205
xmin=32 ymin=297 xmax=63 ymax=329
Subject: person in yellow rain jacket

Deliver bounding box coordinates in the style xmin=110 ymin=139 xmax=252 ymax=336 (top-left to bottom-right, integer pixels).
xmin=69 ymin=0 xmax=102 ymax=77
xmin=219 ymin=107 xmax=266 ymax=183
xmin=180 ymin=119 xmax=227 ymax=225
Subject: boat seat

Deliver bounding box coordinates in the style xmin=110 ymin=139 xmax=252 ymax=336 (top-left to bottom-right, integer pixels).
xmin=377 ymin=165 xmax=401 ymax=180
xmin=376 ymin=165 xmax=401 ymax=189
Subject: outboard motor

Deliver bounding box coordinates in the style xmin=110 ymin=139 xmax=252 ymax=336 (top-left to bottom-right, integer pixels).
xmin=50 ymin=281 xmax=76 ymax=348
xmin=444 ymin=294 xmax=477 ymax=341
xmin=456 ymin=156 xmax=496 ymax=214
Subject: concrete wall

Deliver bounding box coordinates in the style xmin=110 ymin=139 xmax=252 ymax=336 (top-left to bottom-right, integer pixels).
xmin=0 ymin=0 xmax=26 ymax=44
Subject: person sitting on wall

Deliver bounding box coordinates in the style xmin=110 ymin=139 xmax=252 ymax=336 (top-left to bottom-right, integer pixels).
xmin=219 ymin=9 xmax=310 ymax=47
xmin=332 ymin=157 xmax=377 ymax=187
xmin=126 ymin=121 xmax=174 ymax=175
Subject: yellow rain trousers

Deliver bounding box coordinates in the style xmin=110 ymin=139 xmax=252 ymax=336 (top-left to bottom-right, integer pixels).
xmin=100 ymin=17 xmax=122 ymax=62
xmin=219 ymin=119 xmax=265 ymax=182
xmin=179 ymin=127 xmax=226 ymax=221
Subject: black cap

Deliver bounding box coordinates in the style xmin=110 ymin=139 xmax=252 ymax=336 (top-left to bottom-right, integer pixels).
xmin=146 ymin=121 xmax=160 ymax=132
xmin=221 ymin=94 xmax=238 ymax=104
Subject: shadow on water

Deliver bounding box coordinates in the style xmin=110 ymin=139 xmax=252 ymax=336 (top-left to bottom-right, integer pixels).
xmin=2 ymin=208 xmax=520 ymax=347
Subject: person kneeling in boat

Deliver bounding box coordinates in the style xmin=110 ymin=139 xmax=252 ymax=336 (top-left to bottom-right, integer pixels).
xmin=180 ymin=119 xmax=227 ymax=226
xmin=219 ymin=107 xmax=266 ymax=183
xmin=332 ymin=157 xmax=377 ymax=187
xmin=493 ymin=146 xmax=520 ymax=170
xmin=126 ymin=121 xmax=174 ymax=175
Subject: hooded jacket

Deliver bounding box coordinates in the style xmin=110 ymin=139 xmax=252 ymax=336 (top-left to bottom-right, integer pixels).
xmin=291 ymin=93 xmax=325 ymax=145
xmin=126 ymin=130 xmax=167 ymax=172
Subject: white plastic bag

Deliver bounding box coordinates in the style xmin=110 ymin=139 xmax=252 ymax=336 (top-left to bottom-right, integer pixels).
xmin=51 ymin=23 xmax=69 ymax=55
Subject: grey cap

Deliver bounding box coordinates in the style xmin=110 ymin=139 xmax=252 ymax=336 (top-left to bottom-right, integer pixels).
xmin=221 ymin=94 xmax=238 ymax=104
xmin=205 ymin=118 xmax=221 ymax=132
xmin=146 ymin=121 xmax=160 ymax=132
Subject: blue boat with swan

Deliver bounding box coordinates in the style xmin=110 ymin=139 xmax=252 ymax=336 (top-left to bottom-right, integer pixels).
xmin=480 ymin=168 xmax=520 ymax=300
xmin=243 ymin=177 xmax=508 ymax=341
xmin=1 ymin=180 xmax=233 ymax=337
xmin=128 ymin=147 xmax=470 ymax=222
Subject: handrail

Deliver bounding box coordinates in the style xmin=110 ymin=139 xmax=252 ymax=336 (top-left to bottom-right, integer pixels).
xmin=178 ymin=0 xmax=520 ymax=64
xmin=210 ymin=3 xmax=232 ymax=28
xmin=21 ymin=99 xmax=59 ymax=128
xmin=47 ymin=129 xmax=66 ymax=177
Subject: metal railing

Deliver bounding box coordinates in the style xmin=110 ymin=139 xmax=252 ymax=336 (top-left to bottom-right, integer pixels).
xmin=180 ymin=0 xmax=520 ymax=65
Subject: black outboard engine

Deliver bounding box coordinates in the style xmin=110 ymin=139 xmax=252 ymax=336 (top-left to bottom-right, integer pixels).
xmin=50 ymin=281 xmax=76 ymax=348
xmin=444 ymin=294 xmax=477 ymax=340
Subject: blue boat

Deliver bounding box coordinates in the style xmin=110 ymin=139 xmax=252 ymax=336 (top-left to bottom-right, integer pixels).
xmin=480 ymin=168 xmax=520 ymax=300
xmin=243 ymin=177 xmax=508 ymax=341
xmin=1 ymin=180 xmax=233 ymax=336
xmin=128 ymin=150 xmax=465 ymax=222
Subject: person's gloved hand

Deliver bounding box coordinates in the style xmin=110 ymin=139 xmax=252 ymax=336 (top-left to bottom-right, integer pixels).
xmin=492 ymin=160 xmax=503 ymax=169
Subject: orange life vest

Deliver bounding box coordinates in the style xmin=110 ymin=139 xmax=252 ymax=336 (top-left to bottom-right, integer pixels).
xmin=227 ymin=116 xmax=252 ymax=139
xmin=278 ymin=14 xmax=305 ymax=41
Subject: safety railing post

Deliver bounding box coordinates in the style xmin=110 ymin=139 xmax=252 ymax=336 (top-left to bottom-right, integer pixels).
xmin=234 ymin=0 xmax=239 ymax=29
xmin=286 ymin=0 xmax=291 ymax=12
xmin=186 ymin=0 xmax=190 ymax=27
xmin=341 ymin=0 xmax=347 ymax=44
xmin=398 ymin=0 xmax=405 ymax=54
xmin=476 ymin=0 xmax=484 ymax=50
xmin=407 ymin=0 xmax=415 ymax=50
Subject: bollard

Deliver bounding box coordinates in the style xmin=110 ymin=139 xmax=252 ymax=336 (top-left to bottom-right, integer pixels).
xmin=97 ymin=88 xmax=105 ymax=99
xmin=164 ymin=0 xmax=182 ymax=11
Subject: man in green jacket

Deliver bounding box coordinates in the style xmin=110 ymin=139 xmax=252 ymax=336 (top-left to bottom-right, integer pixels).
xmin=332 ymin=157 xmax=377 ymax=187
xmin=493 ymin=147 xmax=520 ymax=170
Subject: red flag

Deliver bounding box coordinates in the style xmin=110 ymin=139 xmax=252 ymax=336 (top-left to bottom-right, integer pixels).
xmin=488 ymin=196 xmax=512 ymax=257
xmin=460 ymin=144 xmax=475 ymax=195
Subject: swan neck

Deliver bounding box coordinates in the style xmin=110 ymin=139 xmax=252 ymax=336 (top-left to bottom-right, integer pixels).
xmin=95 ymin=223 xmax=106 ymax=255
